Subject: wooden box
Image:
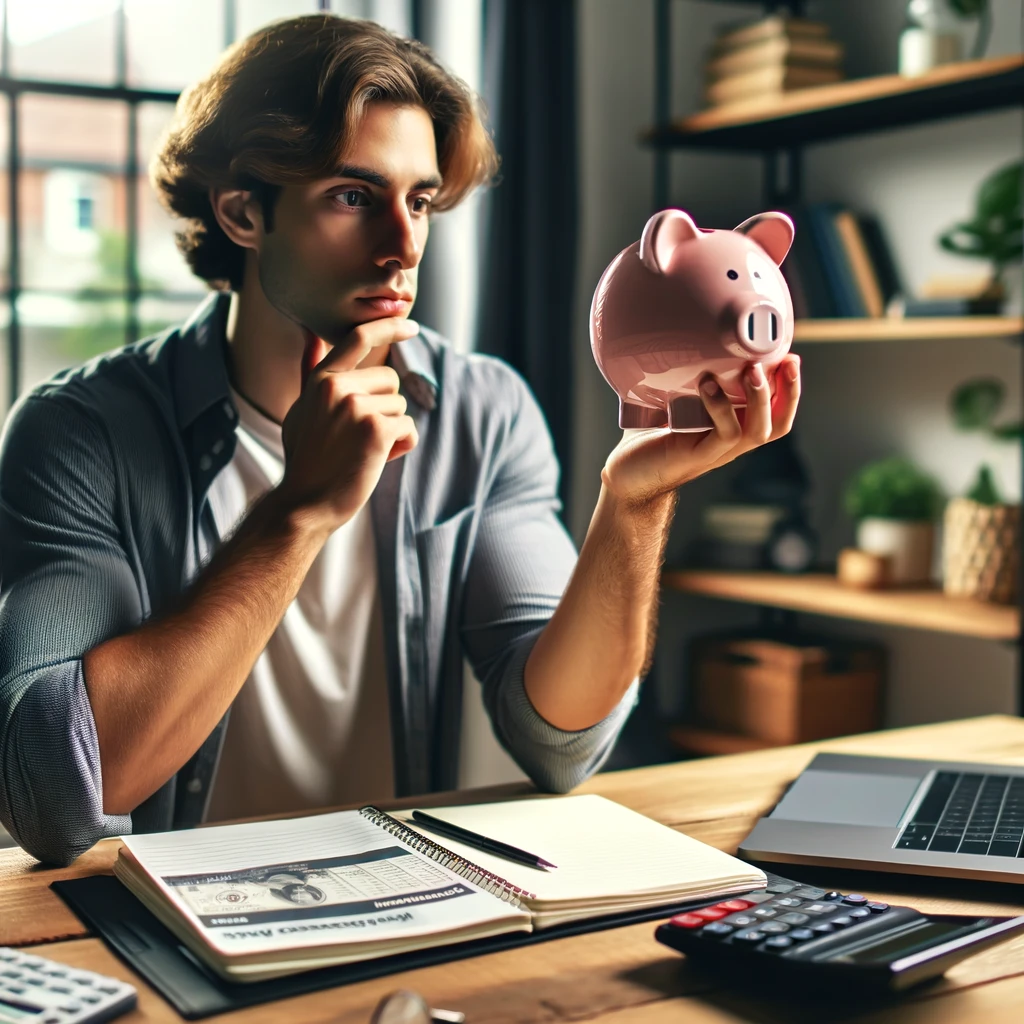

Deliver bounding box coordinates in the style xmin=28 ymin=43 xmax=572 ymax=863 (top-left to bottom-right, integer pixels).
xmin=689 ymin=634 xmax=884 ymax=745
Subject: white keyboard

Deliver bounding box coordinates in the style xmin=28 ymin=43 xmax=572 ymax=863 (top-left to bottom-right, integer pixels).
xmin=0 ymin=948 xmax=136 ymax=1024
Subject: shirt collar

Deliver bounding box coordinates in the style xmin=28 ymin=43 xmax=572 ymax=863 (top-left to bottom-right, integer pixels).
xmin=172 ymin=291 xmax=439 ymax=431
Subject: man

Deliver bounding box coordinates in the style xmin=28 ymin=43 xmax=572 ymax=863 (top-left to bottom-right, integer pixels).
xmin=0 ymin=16 xmax=800 ymax=866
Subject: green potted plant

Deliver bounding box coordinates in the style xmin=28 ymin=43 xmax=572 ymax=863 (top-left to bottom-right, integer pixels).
xmin=937 ymin=159 xmax=1023 ymax=310
xmin=942 ymin=379 xmax=1022 ymax=603
xmin=844 ymin=457 xmax=944 ymax=584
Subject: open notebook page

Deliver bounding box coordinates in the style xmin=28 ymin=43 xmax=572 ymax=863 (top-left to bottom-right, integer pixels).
xmin=119 ymin=808 xmax=530 ymax=967
xmin=397 ymin=794 xmax=764 ymax=914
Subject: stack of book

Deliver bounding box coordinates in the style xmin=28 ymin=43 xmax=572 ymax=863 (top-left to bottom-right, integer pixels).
xmin=703 ymin=14 xmax=844 ymax=109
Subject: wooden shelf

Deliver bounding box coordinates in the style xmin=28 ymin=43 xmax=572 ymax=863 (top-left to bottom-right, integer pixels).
xmin=661 ymin=570 xmax=1020 ymax=641
xmin=794 ymin=316 xmax=1024 ymax=344
xmin=668 ymin=726 xmax=781 ymax=757
xmin=644 ymin=55 xmax=1024 ymax=151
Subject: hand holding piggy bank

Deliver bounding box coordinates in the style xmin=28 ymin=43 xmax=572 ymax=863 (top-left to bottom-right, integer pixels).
xmin=590 ymin=209 xmax=795 ymax=432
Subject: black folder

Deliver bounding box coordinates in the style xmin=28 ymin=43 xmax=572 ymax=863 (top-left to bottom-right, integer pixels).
xmin=53 ymin=876 xmax=706 ymax=1018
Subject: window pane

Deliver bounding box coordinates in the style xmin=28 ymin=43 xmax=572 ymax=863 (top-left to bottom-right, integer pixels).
xmin=8 ymin=0 xmax=117 ymax=84
xmin=0 ymin=97 xmax=9 ymax=291
xmin=138 ymin=103 xmax=208 ymax=297
xmin=237 ymin=1 xmax=319 ymax=40
xmin=138 ymin=295 xmax=206 ymax=337
xmin=126 ymin=0 xmax=226 ymax=91
xmin=19 ymin=293 xmax=127 ymax=393
xmin=20 ymin=96 xmax=127 ymax=293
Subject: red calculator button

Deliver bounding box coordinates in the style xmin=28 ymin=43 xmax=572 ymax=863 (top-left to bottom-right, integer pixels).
xmin=718 ymin=899 xmax=754 ymax=912
xmin=695 ymin=907 xmax=728 ymax=920
xmin=669 ymin=913 xmax=706 ymax=929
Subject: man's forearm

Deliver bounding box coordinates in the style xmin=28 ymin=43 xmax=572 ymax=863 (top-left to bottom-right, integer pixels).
xmin=524 ymin=482 xmax=676 ymax=731
xmin=83 ymin=490 xmax=330 ymax=815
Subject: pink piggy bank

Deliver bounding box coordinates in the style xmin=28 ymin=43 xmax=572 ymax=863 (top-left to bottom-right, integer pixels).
xmin=590 ymin=208 xmax=795 ymax=431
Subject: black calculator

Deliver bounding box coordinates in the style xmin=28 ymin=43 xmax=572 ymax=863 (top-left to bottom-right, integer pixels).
xmin=655 ymin=871 xmax=1024 ymax=992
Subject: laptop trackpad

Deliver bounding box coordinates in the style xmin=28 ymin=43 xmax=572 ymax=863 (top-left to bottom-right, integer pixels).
xmin=770 ymin=770 xmax=923 ymax=828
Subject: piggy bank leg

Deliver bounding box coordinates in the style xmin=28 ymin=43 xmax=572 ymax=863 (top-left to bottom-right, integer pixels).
xmin=668 ymin=395 xmax=714 ymax=432
xmin=619 ymin=400 xmax=668 ymax=429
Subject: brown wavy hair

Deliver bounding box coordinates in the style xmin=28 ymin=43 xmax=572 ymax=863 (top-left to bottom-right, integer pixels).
xmin=151 ymin=15 xmax=499 ymax=291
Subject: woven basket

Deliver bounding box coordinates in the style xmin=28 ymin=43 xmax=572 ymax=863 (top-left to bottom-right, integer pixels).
xmin=942 ymin=498 xmax=1021 ymax=604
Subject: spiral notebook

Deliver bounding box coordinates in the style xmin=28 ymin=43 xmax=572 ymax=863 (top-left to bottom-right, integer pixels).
xmin=114 ymin=794 xmax=763 ymax=982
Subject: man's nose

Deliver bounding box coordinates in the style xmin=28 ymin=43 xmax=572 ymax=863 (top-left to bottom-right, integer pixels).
xmin=375 ymin=203 xmax=421 ymax=270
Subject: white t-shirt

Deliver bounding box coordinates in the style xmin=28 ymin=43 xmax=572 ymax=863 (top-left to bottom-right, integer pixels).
xmin=203 ymin=388 xmax=394 ymax=822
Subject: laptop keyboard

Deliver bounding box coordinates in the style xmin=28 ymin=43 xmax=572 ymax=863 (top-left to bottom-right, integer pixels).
xmin=895 ymin=772 xmax=1024 ymax=857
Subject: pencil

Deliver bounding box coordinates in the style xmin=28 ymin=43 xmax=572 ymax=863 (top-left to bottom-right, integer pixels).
xmin=410 ymin=810 xmax=558 ymax=871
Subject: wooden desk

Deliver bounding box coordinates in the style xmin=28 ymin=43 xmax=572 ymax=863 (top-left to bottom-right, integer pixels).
xmin=4 ymin=715 xmax=1024 ymax=1023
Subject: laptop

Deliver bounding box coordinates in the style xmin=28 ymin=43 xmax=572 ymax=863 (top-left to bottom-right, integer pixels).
xmin=739 ymin=752 xmax=1024 ymax=883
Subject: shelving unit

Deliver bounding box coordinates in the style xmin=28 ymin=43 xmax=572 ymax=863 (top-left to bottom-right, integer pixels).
xmin=647 ymin=1 xmax=1024 ymax=748
xmin=662 ymin=570 xmax=1020 ymax=641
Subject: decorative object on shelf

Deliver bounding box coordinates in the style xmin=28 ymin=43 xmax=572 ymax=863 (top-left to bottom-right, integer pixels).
xmin=837 ymin=548 xmax=893 ymax=589
xmin=844 ymin=457 xmax=944 ymax=585
xmin=937 ymin=160 xmax=1023 ymax=313
xmin=687 ymin=632 xmax=884 ymax=746
xmin=950 ymin=376 xmax=1023 ymax=441
xmin=942 ymin=466 xmax=1021 ymax=605
xmin=898 ymin=0 xmax=990 ymax=78
xmin=590 ymin=208 xmax=794 ymax=431
xmin=702 ymin=14 xmax=844 ymax=110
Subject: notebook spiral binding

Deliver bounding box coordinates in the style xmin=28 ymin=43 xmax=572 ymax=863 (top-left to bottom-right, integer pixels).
xmin=359 ymin=806 xmax=536 ymax=906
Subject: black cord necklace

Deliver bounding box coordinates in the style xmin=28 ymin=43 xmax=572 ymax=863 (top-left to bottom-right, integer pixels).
xmin=229 ymin=378 xmax=283 ymax=427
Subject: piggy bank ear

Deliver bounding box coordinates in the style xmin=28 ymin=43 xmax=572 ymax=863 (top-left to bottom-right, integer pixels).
xmin=733 ymin=211 xmax=795 ymax=265
xmin=639 ymin=209 xmax=702 ymax=275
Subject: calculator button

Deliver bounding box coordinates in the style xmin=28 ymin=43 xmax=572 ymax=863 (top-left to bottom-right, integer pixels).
xmin=811 ymin=923 xmax=836 ymax=934
xmin=96 ymin=983 xmax=121 ymax=994
xmin=59 ymin=1001 xmax=84 ymax=1013
xmin=24 ymin=976 xmax=45 ymax=986
xmin=764 ymin=936 xmax=794 ymax=949
xmin=701 ymin=922 xmax=734 ymax=938
xmin=759 ymin=922 xmax=790 ymax=934
xmin=724 ymin=914 xmax=758 ymax=927
xmin=740 ymin=892 xmax=774 ymax=904
xmin=5 ymin=984 xmax=26 ymax=994
xmin=792 ymin=886 xmax=827 ymax=899
xmin=823 ymin=891 xmax=843 ymax=901
xmin=831 ymin=916 xmax=854 ymax=928
xmin=765 ymin=881 xmax=797 ymax=894
xmin=81 ymin=992 xmax=102 ymax=1004
xmin=733 ymin=930 xmax=766 ymax=943
xmin=773 ymin=897 xmax=803 ymax=908
xmin=717 ymin=899 xmax=754 ymax=912
xmin=842 ymin=894 xmax=868 ymax=906
xmin=753 ymin=907 xmax=777 ymax=919
xmin=848 ymin=908 xmax=871 ymax=919
xmin=805 ymin=903 xmax=838 ymax=914
xmin=49 ymin=984 xmax=73 ymax=994
xmin=790 ymin=928 xmax=816 ymax=941
xmin=777 ymin=912 xmax=810 ymax=925
xmin=695 ymin=907 xmax=728 ymax=921
xmin=867 ymin=902 xmax=890 ymax=913
xmin=669 ymin=913 xmax=706 ymax=929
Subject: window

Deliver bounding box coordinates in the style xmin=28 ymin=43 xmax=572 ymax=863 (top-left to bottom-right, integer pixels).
xmin=1 ymin=0 xmax=408 ymax=418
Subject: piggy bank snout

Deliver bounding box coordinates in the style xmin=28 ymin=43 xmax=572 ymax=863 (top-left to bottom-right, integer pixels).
xmin=728 ymin=298 xmax=783 ymax=356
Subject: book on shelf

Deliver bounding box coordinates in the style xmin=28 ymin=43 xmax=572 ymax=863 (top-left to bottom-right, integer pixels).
xmin=712 ymin=14 xmax=831 ymax=53
xmin=783 ymin=205 xmax=904 ymax=320
xmin=113 ymin=794 xmax=764 ymax=982
xmin=832 ymin=209 xmax=886 ymax=318
xmin=705 ymin=35 xmax=844 ymax=81
xmin=704 ymin=64 xmax=842 ymax=107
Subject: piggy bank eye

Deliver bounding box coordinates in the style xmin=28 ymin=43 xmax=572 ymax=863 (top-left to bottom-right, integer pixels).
xmin=727 ymin=269 xmax=739 ymax=280
xmin=753 ymin=271 xmax=761 ymax=279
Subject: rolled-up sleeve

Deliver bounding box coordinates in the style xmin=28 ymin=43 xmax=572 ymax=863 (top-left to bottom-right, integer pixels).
xmin=461 ymin=366 xmax=637 ymax=792
xmin=0 ymin=395 xmax=136 ymax=864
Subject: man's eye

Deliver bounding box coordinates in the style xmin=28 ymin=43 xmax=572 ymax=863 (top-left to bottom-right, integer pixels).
xmin=336 ymin=189 xmax=369 ymax=207
xmin=412 ymin=196 xmax=433 ymax=213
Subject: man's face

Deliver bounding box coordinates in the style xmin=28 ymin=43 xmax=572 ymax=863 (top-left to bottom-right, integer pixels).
xmin=253 ymin=101 xmax=441 ymax=346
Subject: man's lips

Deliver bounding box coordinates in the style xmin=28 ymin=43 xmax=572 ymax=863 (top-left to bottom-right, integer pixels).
xmin=355 ymin=295 xmax=413 ymax=315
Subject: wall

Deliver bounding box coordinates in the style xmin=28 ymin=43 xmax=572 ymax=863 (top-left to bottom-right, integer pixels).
xmin=574 ymin=0 xmax=1023 ymax=729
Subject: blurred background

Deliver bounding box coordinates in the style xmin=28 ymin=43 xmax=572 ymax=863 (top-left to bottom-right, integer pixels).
xmin=0 ymin=0 xmax=1021 ymax=800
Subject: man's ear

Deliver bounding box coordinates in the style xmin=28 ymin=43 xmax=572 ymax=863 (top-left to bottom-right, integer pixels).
xmin=209 ymin=188 xmax=264 ymax=251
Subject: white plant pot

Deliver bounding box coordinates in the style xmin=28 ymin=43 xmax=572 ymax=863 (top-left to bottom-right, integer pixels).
xmin=855 ymin=518 xmax=935 ymax=586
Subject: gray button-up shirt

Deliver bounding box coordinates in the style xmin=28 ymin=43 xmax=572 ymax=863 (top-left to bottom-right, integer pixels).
xmin=0 ymin=293 xmax=636 ymax=865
